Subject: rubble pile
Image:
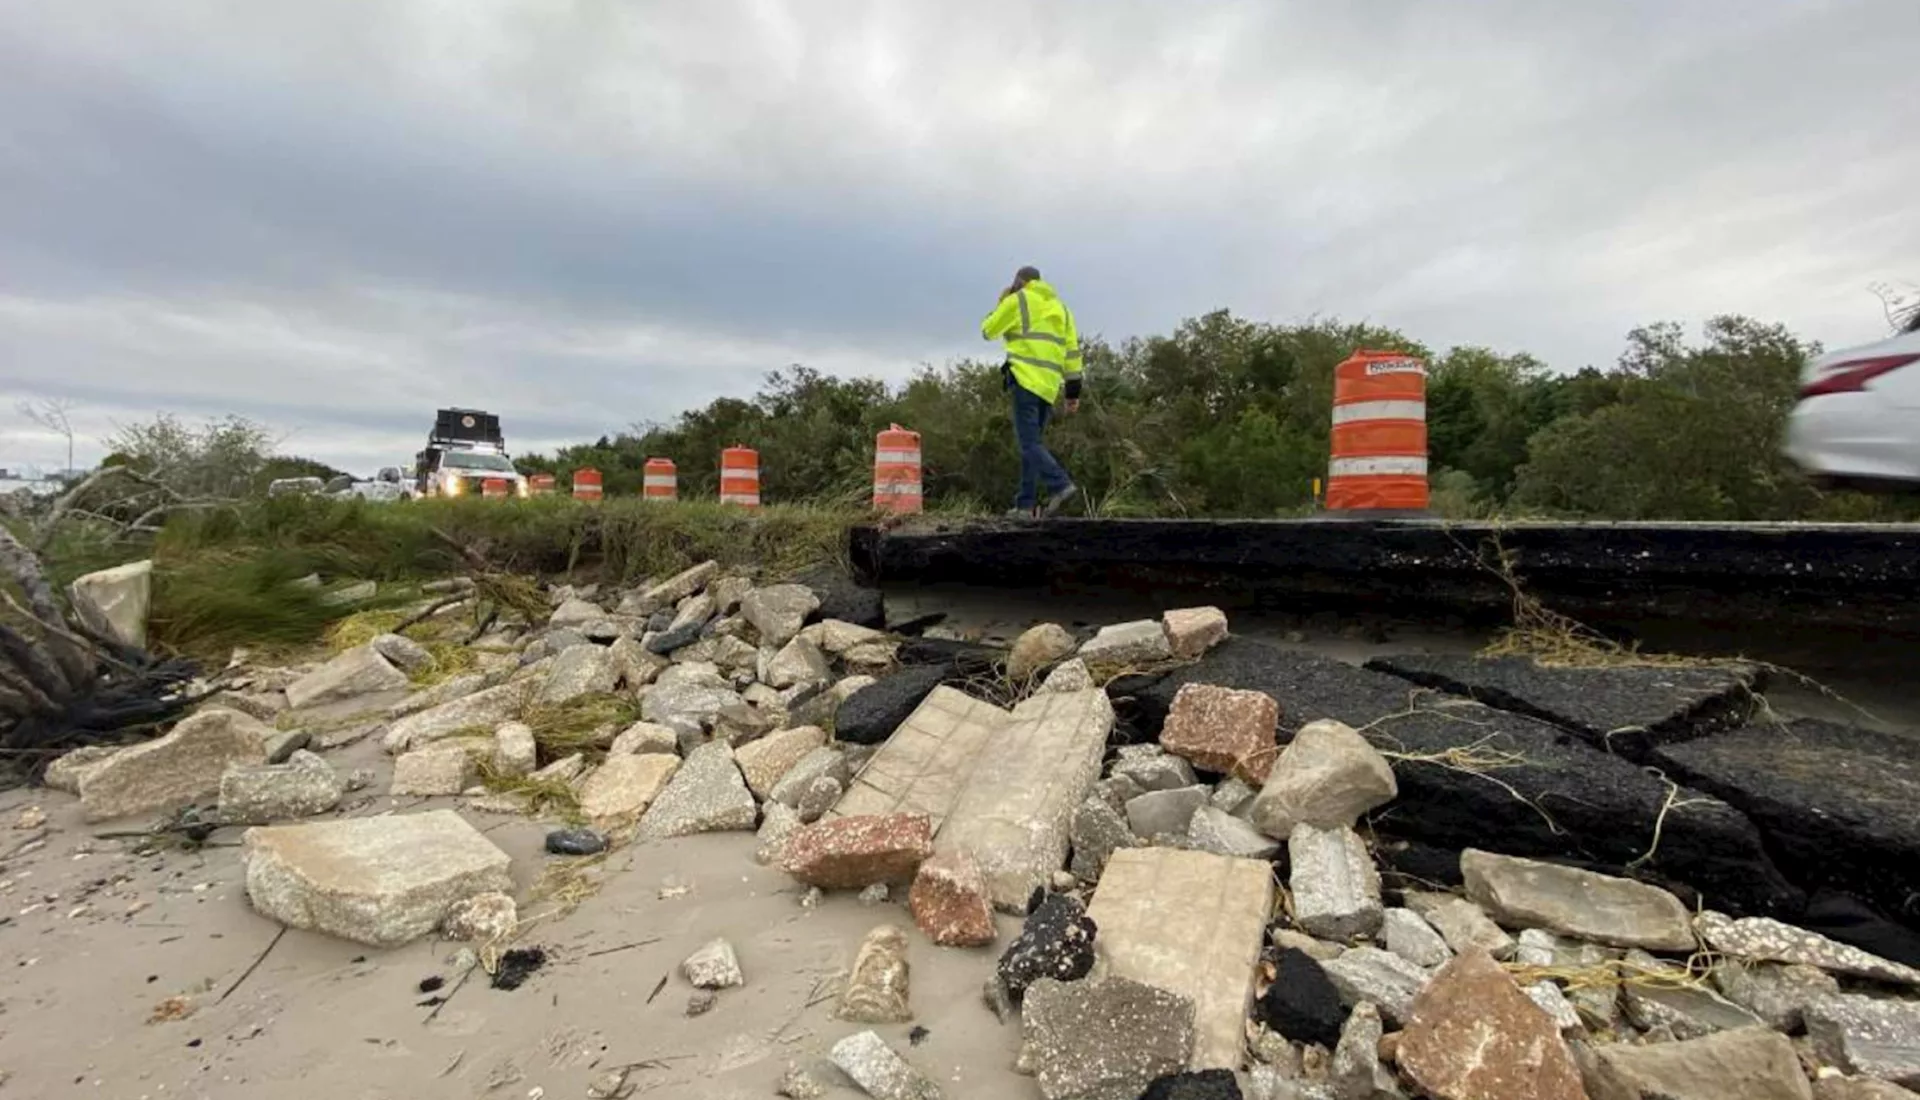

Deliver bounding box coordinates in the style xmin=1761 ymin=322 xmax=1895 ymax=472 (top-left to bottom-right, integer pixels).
xmin=26 ymin=566 xmax=1920 ymax=1100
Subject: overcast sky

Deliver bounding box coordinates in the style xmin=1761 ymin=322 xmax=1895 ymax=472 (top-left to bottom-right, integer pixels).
xmin=3 ymin=0 xmax=1916 ymax=475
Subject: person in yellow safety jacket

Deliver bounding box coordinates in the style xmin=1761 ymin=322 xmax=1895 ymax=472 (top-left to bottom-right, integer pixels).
xmin=981 ymin=265 xmax=1082 ymax=518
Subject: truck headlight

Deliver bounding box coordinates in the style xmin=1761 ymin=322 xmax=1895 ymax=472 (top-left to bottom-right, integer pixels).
xmin=516 ymin=478 xmax=530 ymax=498
xmin=446 ymin=477 xmax=463 ymax=497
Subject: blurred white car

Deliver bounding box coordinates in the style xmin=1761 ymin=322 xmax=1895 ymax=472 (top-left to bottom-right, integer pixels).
xmin=326 ymin=468 xmax=416 ymax=502
xmin=1783 ymin=318 xmax=1920 ymax=491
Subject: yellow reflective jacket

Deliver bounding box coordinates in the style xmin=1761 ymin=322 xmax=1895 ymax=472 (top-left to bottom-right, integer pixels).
xmin=981 ymin=279 xmax=1082 ymax=404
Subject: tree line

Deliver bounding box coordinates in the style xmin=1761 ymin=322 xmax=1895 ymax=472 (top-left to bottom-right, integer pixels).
xmin=515 ymin=311 xmax=1918 ymax=522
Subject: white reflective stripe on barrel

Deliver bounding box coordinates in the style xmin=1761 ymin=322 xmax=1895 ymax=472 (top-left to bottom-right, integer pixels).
xmin=1328 ymin=456 xmax=1428 ymax=477
xmin=1331 ymin=400 xmax=1427 ymax=424
xmin=720 ymin=492 xmax=759 ymax=503
xmin=643 ymin=476 xmax=676 ymax=487
xmin=872 ymin=483 xmax=922 ymax=495
xmin=875 ymin=449 xmax=921 ymax=465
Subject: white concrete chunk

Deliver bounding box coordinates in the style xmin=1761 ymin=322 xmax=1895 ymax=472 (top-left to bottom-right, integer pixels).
xmin=1288 ymin=822 xmax=1383 ymax=940
xmin=382 ymin=682 xmax=529 ymax=754
xmin=1077 ymin=620 xmax=1172 ymax=667
xmin=80 ymin=707 xmax=271 ymax=821
xmin=833 ymin=686 xmax=1011 ymax=828
xmin=935 ymin=688 xmax=1114 ymax=911
xmin=242 ymin=810 xmax=513 ymax=947
xmin=1085 ymin=847 xmax=1276 ymax=1071
xmin=577 ymin=753 xmax=680 ymax=828
xmin=70 ymin=559 xmax=152 ymax=648
xmin=285 ymin=645 xmax=411 ymax=711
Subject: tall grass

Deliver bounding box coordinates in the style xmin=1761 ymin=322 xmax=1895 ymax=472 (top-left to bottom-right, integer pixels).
xmin=141 ymin=495 xmax=866 ymax=658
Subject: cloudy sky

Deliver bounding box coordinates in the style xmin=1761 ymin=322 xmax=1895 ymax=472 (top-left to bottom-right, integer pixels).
xmin=3 ymin=0 xmax=1916 ymax=475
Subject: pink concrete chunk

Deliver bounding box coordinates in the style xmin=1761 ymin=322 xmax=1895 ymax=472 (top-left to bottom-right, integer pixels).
xmin=780 ymin=814 xmax=934 ymax=889
xmin=1159 ymin=683 xmax=1280 ymax=784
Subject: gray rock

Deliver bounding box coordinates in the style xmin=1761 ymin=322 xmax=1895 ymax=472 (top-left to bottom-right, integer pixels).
xmin=1250 ymin=719 xmax=1398 ymax=840
xmin=1527 ymin=981 xmax=1585 ymax=1035
xmin=1021 ymin=975 xmax=1196 ymax=1100
xmin=442 ymin=890 xmax=517 ymax=943
xmin=607 ymin=636 xmax=669 ymax=688
xmin=540 ymin=627 xmax=593 ymax=655
xmin=1188 ymin=805 xmax=1281 ymax=860
xmin=609 ymin=721 xmax=679 ymax=756
xmin=630 ymin=561 xmax=720 ymax=616
xmin=1113 ymin=750 xmax=1200 ymax=793
xmin=1289 ymin=823 xmax=1384 ymax=941
xmin=797 ymin=775 xmax=843 ymax=824
xmin=1812 ymin=1079 xmax=1920 ymax=1100
xmin=712 ymin=700 xmax=779 ymax=746
xmin=241 ymin=809 xmax=513 ymax=947
xmin=1591 ymin=1026 xmax=1816 ymax=1100
xmin=1009 ymin=623 xmax=1078 ymax=683
xmin=1094 ymin=774 xmax=1146 ymax=810
xmin=1070 ymin=795 xmax=1137 ymax=880
xmin=766 ymin=636 xmax=833 ymax=690
xmin=829 ymin=1030 xmax=943 ymax=1100
xmin=384 ymin=672 xmax=491 ymax=722
xmin=1697 ymin=912 xmax=1920 ymax=987
xmin=370 ymin=632 xmax=434 ymax=675
xmin=668 ymin=592 xmax=716 ymax=634
xmin=1078 ymin=620 xmax=1172 ymax=667
xmin=681 ymin=937 xmax=744 ymax=989
xmin=755 ymin=802 xmax=803 ymax=865
xmin=286 ymin=645 xmax=411 ymax=710
xmin=1126 ymin=784 xmax=1210 ymax=839
xmin=218 ymin=750 xmax=346 ymax=824
xmin=44 ymin=744 xmax=121 ymax=795
xmin=797 ymin=619 xmax=889 ymax=655
xmin=1210 ymin=777 xmax=1259 ymax=815
xmin=1418 ymin=897 xmax=1516 ymax=961
xmin=1321 ymin=947 xmax=1432 ymax=1027
xmin=640 ymin=680 xmax=745 ymax=731
xmin=1805 ymin=995 xmax=1920 ymax=1088
xmin=638 ymin=741 xmax=757 ymax=838
xmin=382 ymin=682 xmax=529 ymax=754
xmin=1382 ymin=908 xmax=1452 ymax=969
xmin=770 ymin=746 xmax=852 ymax=808
xmin=838 ymin=924 xmax=913 ymax=1024
xmin=491 ymin=721 xmax=537 ymax=777
xmin=777 ymin=1062 xmax=830 ymax=1100
xmin=535 ymin=643 xmax=618 ymax=705
xmin=390 ymin=739 xmax=489 ymax=796
xmin=1712 ymin=961 xmax=1840 ymax=1032
xmin=262 ymin=727 xmax=311 ymax=765
xmin=80 ymin=707 xmax=271 ymax=821
xmin=549 ymin=597 xmax=603 ymax=626
xmin=741 ymin=584 xmax=821 ymax=648
xmin=1331 ymin=1001 xmax=1402 ymax=1100
xmin=70 ymin=559 xmax=152 ymax=647
xmin=322 ymin=579 xmax=378 ymax=607
xmin=1462 ymin=849 xmax=1694 ymax=952
xmin=1621 ymin=954 xmax=1766 ymax=1039
xmin=1039 ymin=658 xmax=1096 ymax=694
xmin=653 ymin=660 xmax=729 ymax=690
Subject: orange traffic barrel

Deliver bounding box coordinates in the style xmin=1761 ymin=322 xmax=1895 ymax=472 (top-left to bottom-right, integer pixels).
xmin=872 ymin=424 xmax=923 ymax=514
xmin=571 ymin=467 xmax=603 ymax=503
xmin=719 ymin=446 xmax=760 ymax=508
xmin=482 ymin=477 xmax=510 ymax=499
xmin=1326 ymin=349 xmax=1429 ymax=512
xmin=528 ymin=473 xmax=556 ymax=496
xmin=643 ymin=458 xmax=678 ymax=502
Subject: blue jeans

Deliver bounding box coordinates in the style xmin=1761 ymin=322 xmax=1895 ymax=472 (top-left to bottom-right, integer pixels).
xmin=1012 ymin=382 xmax=1072 ymax=509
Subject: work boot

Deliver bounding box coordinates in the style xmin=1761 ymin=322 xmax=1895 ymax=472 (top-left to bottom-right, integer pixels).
xmin=1005 ymin=507 xmax=1037 ymax=519
xmin=1040 ymin=484 xmax=1080 ymax=517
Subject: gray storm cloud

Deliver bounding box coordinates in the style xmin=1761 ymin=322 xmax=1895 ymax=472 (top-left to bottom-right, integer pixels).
xmin=2 ymin=0 xmax=1915 ymax=474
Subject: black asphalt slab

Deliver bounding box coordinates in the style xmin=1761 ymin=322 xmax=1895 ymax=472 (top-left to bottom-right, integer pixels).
xmin=1109 ymin=638 xmax=1803 ymax=919
xmin=851 ymin=517 xmax=1920 ymax=631
xmin=1653 ymin=718 xmax=1920 ymax=929
xmin=1363 ymin=653 xmax=1760 ymax=762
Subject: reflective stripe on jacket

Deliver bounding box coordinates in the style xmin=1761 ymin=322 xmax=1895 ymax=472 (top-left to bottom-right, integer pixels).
xmin=981 ymin=279 xmax=1082 ymax=404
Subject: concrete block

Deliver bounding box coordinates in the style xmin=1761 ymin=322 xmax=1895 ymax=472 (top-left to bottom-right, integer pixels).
xmin=1085 ymin=847 xmax=1275 ymax=1071
xmin=242 ymin=809 xmax=512 ymax=947
xmin=80 ymin=707 xmax=270 ymax=821
xmin=936 ymin=688 xmax=1115 ymax=911
xmin=1288 ymin=822 xmax=1383 ymax=940
xmin=831 ymin=686 xmax=1010 ymax=827
xmin=286 ymin=645 xmax=411 ymax=710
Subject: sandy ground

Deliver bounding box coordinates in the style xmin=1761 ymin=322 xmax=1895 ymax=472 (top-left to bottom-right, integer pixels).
xmin=2 ymin=590 xmax=1913 ymax=1100
xmin=0 ymin=720 xmax=1031 ymax=1100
